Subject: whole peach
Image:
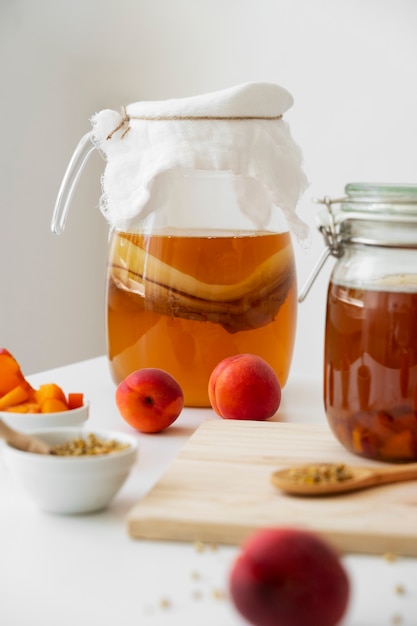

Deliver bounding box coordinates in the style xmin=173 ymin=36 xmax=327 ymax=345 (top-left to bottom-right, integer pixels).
xmin=115 ymin=368 xmax=184 ymax=433
xmin=208 ymin=354 xmax=281 ymax=420
xmin=229 ymin=527 xmax=350 ymax=626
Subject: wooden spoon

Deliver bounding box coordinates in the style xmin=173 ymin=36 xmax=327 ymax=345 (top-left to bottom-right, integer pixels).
xmin=271 ymin=462 xmax=417 ymax=497
xmin=0 ymin=418 xmax=51 ymax=454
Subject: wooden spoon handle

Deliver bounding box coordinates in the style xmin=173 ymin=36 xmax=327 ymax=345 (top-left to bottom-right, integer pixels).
xmin=0 ymin=419 xmax=51 ymax=454
xmin=372 ymin=462 xmax=417 ymax=486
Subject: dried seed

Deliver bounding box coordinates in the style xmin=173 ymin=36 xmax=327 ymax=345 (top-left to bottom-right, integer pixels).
xmin=159 ymin=597 xmax=171 ymax=609
xmin=191 ymin=590 xmax=203 ymax=600
xmin=50 ymin=433 xmax=130 ymax=456
xmin=193 ymin=541 xmax=205 ymax=553
xmin=287 ymin=463 xmax=353 ymax=485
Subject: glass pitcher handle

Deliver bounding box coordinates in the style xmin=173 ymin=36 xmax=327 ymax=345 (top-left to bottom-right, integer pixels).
xmin=51 ymin=132 xmax=95 ymax=235
xmin=297 ymin=246 xmax=332 ymax=303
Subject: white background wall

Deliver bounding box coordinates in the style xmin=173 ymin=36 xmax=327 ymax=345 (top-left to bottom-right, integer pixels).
xmin=1 ymin=0 xmax=416 ymax=381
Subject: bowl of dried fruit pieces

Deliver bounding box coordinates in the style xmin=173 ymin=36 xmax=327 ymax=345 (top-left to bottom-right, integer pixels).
xmin=0 ymin=399 xmax=89 ymax=433
xmin=0 ymin=348 xmax=89 ymax=432
xmin=2 ymin=427 xmax=138 ymax=514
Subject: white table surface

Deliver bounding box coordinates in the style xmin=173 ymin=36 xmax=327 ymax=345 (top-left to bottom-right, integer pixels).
xmin=1 ymin=356 xmax=416 ymax=626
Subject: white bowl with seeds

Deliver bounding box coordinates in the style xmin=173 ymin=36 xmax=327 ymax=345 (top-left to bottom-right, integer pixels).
xmin=2 ymin=427 xmax=138 ymax=514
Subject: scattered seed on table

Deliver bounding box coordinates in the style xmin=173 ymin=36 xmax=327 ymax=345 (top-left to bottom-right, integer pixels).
xmin=159 ymin=597 xmax=171 ymax=610
xmin=193 ymin=541 xmax=205 ymax=553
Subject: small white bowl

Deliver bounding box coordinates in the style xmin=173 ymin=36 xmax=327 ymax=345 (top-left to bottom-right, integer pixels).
xmin=2 ymin=427 xmax=138 ymax=514
xmin=0 ymin=402 xmax=89 ymax=432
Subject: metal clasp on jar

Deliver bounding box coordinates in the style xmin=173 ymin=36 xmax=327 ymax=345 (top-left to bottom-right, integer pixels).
xmin=298 ymin=195 xmax=345 ymax=302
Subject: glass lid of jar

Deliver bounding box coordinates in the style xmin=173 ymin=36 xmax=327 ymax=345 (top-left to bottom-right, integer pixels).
xmin=317 ymin=183 xmax=417 ymax=229
xmin=299 ymin=183 xmax=417 ymax=302
xmin=340 ymin=182 xmax=417 ymax=215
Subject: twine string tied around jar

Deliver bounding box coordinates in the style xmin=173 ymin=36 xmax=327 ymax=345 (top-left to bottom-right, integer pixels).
xmin=106 ymin=106 xmax=283 ymax=140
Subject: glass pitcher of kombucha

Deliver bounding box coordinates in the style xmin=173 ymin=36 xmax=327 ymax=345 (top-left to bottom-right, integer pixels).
xmin=51 ymin=84 xmax=308 ymax=406
xmin=106 ymin=170 xmax=298 ymax=406
xmin=317 ymin=183 xmax=417 ymax=462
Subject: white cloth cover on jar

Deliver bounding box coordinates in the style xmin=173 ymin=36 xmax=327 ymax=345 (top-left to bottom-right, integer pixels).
xmin=91 ymin=82 xmax=309 ymax=240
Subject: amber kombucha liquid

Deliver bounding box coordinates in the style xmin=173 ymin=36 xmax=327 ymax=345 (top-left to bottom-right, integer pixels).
xmin=106 ymin=230 xmax=297 ymax=406
xmin=325 ymin=280 xmax=417 ymax=461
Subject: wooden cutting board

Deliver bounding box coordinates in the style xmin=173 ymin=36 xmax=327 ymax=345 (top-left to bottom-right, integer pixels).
xmin=127 ymin=419 xmax=417 ymax=556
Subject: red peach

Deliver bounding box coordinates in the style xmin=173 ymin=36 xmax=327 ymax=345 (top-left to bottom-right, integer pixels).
xmin=115 ymin=368 xmax=184 ymax=434
xmin=229 ymin=527 xmax=350 ymax=626
xmin=208 ymin=354 xmax=281 ymax=420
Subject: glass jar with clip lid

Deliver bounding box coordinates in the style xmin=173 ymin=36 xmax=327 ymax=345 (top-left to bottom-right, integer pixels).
xmin=307 ymin=183 xmax=417 ymax=462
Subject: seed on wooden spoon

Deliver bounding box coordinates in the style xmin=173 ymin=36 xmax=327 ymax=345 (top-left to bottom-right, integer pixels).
xmin=271 ymin=462 xmax=417 ymax=496
xmin=0 ymin=418 xmax=51 ymax=454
